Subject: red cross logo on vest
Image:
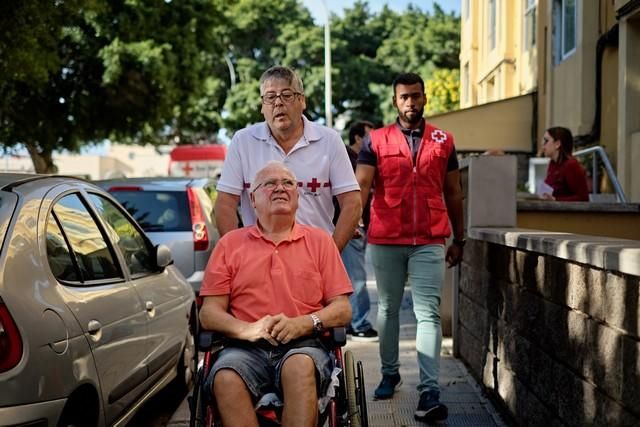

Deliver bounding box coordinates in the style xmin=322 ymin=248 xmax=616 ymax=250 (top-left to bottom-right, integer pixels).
xmin=431 ymin=129 xmax=447 ymax=144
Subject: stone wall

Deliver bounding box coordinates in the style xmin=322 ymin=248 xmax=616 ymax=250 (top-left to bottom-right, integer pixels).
xmin=457 ymin=235 xmax=640 ymax=426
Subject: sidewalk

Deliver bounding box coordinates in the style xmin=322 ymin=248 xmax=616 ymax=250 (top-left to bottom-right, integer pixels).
xmin=169 ymin=283 xmax=507 ymax=426
xmin=346 ymin=284 xmax=506 ymax=427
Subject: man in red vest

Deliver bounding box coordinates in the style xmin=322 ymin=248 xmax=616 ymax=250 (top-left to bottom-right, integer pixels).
xmin=355 ymin=73 xmax=465 ymax=423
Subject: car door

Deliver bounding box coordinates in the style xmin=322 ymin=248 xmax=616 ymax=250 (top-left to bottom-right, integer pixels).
xmin=107 ymin=187 xmax=195 ymax=282
xmin=87 ymin=192 xmax=191 ymax=383
xmin=48 ymin=192 xmax=149 ymax=424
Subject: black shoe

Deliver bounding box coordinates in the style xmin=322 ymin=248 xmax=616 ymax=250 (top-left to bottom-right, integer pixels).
xmin=414 ymin=390 xmax=448 ymax=422
xmin=373 ymin=373 xmax=402 ymax=400
xmin=349 ymin=328 xmax=379 ymax=342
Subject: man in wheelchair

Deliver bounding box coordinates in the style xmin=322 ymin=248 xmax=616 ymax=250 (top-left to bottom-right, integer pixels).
xmin=199 ymin=161 xmax=353 ymax=427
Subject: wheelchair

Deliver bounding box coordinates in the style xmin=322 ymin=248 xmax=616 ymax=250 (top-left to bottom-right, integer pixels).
xmin=189 ymin=327 xmax=369 ymax=427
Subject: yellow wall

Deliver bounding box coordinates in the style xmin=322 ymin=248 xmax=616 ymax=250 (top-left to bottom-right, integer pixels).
xmin=427 ymin=94 xmax=534 ymax=152
xmin=547 ymin=2 xmax=599 ymax=135
xmin=460 ymin=0 xmax=537 ymax=109
xmin=461 ymin=1 xmax=638 ymax=200
xmin=615 ymin=4 xmax=640 ymax=202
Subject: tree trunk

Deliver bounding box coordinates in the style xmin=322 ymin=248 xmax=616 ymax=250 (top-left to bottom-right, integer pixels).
xmin=25 ymin=142 xmax=57 ymax=174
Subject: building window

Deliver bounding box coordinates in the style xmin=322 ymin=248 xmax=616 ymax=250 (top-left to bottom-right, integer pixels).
xmin=488 ymin=0 xmax=497 ymax=50
xmin=554 ymin=0 xmax=576 ymax=62
xmin=524 ymin=0 xmax=537 ymax=51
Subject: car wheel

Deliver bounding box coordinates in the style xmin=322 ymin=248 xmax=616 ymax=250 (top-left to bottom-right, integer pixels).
xmin=57 ymin=387 xmax=98 ymax=427
xmin=176 ymin=308 xmax=197 ymax=392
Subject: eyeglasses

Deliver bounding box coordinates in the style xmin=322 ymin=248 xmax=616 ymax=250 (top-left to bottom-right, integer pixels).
xmin=261 ymin=90 xmax=302 ymax=105
xmin=253 ymin=178 xmax=297 ymax=192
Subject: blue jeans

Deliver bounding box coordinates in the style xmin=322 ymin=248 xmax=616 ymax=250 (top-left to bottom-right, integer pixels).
xmin=341 ymin=230 xmax=373 ymax=332
xmin=205 ymin=338 xmax=332 ymax=403
xmin=369 ymin=243 xmax=445 ymax=394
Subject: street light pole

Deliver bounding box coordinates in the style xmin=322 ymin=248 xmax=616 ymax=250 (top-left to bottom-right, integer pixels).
xmin=322 ymin=0 xmax=333 ymax=128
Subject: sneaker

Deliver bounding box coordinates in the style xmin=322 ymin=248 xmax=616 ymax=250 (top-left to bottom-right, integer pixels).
xmin=349 ymin=328 xmax=379 ymax=342
xmin=414 ymin=390 xmax=448 ymax=422
xmin=373 ymin=373 xmax=402 ymax=400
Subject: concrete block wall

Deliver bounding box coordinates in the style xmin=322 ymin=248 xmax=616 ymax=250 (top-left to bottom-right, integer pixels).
xmin=457 ymin=236 xmax=640 ymax=426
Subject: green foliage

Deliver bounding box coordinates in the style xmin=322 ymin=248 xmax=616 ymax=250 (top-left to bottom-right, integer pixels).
xmin=425 ymin=69 xmax=460 ymax=116
xmin=0 ymin=0 xmax=228 ymax=171
xmin=376 ymin=3 xmax=460 ymax=80
xmin=0 ymin=0 xmax=460 ymax=172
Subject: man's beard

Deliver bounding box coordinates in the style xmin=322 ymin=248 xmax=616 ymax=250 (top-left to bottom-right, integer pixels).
xmin=400 ymin=108 xmax=424 ymax=125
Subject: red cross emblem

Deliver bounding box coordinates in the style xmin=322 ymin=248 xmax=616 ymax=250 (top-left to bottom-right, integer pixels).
xmin=307 ymin=178 xmax=321 ymax=192
xmin=181 ymin=162 xmax=194 ymax=176
xmin=431 ymin=129 xmax=447 ymax=144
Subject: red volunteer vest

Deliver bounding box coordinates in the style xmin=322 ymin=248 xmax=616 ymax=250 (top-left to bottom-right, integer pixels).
xmin=368 ymin=123 xmax=454 ymax=245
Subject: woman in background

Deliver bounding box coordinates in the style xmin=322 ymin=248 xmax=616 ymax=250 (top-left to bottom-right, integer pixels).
xmin=541 ymin=127 xmax=589 ymax=201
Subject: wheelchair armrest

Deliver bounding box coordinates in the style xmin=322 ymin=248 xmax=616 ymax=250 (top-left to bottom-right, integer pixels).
xmin=198 ymin=330 xmax=226 ymax=352
xmin=329 ymin=326 xmax=347 ymax=347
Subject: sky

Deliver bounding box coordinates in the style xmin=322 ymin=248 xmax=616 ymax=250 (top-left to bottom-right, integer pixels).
xmin=302 ymin=0 xmax=461 ymax=25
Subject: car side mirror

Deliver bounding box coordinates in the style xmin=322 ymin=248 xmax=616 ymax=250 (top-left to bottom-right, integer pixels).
xmin=155 ymin=244 xmax=173 ymax=269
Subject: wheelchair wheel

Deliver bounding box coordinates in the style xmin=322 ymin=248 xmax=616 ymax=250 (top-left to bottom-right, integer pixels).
xmin=343 ymin=351 xmax=362 ymax=427
xmin=189 ymin=367 xmax=214 ymax=427
xmin=356 ymin=361 xmax=369 ymax=427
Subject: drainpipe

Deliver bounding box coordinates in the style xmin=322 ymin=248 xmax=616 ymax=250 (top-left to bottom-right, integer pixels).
xmin=574 ymin=24 xmax=619 ymax=147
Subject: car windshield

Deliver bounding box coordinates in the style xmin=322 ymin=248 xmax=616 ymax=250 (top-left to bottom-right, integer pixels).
xmin=109 ymin=190 xmax=191 ymax=232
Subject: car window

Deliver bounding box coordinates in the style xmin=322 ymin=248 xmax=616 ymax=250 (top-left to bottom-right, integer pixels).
xmin=108 ymin=190 xmax=191 ymax=232
xmin=46 ymin=213 xmax=81 ymax=282
xmin=53 ymin=193 xmax=122 ymax=282
xmin=88 ymin=194 xmax=156 ymax=276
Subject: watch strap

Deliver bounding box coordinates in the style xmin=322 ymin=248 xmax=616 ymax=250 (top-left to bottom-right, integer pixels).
xmin=310 ymin=313 xmax=323 ymax=333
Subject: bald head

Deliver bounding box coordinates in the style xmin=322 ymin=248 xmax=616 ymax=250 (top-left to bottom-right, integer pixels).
xmin=251 ymin=161 xmax=297 ymax=192
xmin=250 ymin=161 xmax=299 ymax=224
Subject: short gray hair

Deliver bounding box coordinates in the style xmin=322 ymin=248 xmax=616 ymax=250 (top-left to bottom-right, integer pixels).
xmin=259 ymin=66 xmax=304 ymax=95
xmin=251 ymin=161 xmax=297 ymax=192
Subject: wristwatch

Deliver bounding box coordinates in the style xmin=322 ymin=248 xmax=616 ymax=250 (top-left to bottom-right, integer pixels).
xmin=310 ymin=313 xmax=324 ymax=334
xmin=453 ymin=238 xmax=466 ymax=248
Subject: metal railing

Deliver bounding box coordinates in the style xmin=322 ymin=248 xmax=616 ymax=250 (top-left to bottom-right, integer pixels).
xmin=573 ymin=146 xmax=627 ymax=203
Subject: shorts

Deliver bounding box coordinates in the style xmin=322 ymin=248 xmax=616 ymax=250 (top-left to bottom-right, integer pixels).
xmin=204 ymin=336 xmax=333 ymax=405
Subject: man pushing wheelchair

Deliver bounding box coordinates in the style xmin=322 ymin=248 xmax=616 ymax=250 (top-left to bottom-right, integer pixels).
xmin=198 ymin=161 xmax=354 ymax=427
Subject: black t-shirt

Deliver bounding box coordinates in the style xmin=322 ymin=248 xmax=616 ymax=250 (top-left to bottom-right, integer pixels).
xmin=332 ymin=144 xmax=371 ymax=229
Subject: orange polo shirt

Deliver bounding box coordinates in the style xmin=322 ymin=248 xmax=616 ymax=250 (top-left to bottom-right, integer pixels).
xmin=200 ymin=223 xmax=353 ymax=323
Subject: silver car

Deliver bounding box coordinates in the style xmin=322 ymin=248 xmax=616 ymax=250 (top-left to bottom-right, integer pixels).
xmin=96 ymin=177 xmax=219 ymax=294
xmin=0 ymin=174 xmax=197 ymax=427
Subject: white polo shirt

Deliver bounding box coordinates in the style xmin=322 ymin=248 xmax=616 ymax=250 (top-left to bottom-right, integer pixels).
xmin=217 ymin=116 xmax=360 ymax=233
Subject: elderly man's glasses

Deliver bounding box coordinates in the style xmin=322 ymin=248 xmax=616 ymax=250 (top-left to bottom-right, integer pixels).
xmin=261 ymin=90 xmax=302 ymax=105
xmin=253 ymin=178 xmax=297 ymax=192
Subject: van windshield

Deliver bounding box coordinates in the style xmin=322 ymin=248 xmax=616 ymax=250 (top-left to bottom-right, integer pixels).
xmin=110 ymin=191 xmax=191 ymax=232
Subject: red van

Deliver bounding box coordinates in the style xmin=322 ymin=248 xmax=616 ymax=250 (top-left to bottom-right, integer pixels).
xmin=168 ymin=144 xmax=227 ymax=178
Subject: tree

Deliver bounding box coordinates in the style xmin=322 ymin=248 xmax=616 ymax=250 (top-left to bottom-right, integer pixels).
xmin=0 ymin=0 xmax=229 ymax=172
xmin=217 ymin=0 xmax=322 ymax=131
xmin=1 ymin=0 xmax=461 ymax=172
xmin=376 ymin=3 xmax=460 ymax=79
xmin=330 ymin=2 xmax=394 ymax=122
xmin=425 ymin=69 xmax=460 ymax=116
